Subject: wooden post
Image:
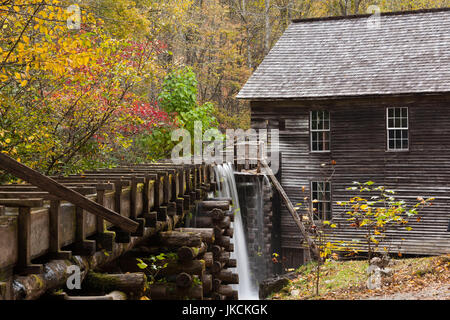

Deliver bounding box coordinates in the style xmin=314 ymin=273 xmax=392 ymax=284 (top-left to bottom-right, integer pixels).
xmin=73 ymin=207 xmax=96 ymax=256
xmin=130 ymin=177 xmax=145 ymax=237
xmin=113 ymin=181 xmax=131 ymax=243
xmin=48 ymin=200 xmax=72 ymax=260
xmin=95 ymin=188 xmax=115 ymax=251
xmin=13 ymin=200 xmax=44 ymax=275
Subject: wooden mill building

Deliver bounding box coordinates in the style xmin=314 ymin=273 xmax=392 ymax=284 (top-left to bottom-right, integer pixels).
xmin=237 ymin=8 xmax=450 ymax=267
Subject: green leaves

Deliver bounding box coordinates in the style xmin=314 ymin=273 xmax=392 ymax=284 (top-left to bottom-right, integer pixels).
xmin=136 ymin=258 xmax=148 ymax=270
xmin=341 ymin=181 xmax=433 ymax=258
xmin=159 ymin=67 xmax=198 ymax=114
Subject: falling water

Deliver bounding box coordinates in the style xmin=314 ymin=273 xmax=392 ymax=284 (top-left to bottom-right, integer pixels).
xmin=213 ymin=163 xmax=259 ymax=300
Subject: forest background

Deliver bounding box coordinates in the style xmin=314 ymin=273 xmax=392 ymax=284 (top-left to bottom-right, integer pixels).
xmin=1 ymin=0 xmax=448 ymax=180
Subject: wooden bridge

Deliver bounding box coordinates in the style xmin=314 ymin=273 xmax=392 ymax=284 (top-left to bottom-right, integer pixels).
xmin=0 ymin=155 xmax=240 ymax=300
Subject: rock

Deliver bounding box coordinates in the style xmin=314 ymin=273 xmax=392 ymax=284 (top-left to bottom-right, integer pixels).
xmin=259 ymin=272 xmax=297 ymax=299
xmin=367 ymin=269 xmax=382 ymax=290
xmin=291 ymin=289 xmax=300 ymax=297
xmin=380 ymin=268 xmax=393 ymax=277
xmin=370 ymin=255 xmax=391 ymax=268
xmin=367 ymin=258 xmax=394 ymax=290
xmin=370 ymin=257 xmax=383 ymax=267
xmin=366 ymin=264 xmax=380 ymax=276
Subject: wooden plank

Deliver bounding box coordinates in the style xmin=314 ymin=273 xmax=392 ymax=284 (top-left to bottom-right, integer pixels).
xmin=261 ymin=159 xmax=320 ymax=259
xmin=0 ymin=153 xmax=138 ymax=233
xmin=251 ymin=97 xmax=450 ymax=257
xmin=0 ymin=198 xmax=43 ymax=207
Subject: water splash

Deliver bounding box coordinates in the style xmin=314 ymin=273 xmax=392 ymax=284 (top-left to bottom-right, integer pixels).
xmin=213 ymin=163 xmax=259 ymax=300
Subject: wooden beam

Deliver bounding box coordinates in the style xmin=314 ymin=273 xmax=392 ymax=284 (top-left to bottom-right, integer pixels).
xmin=260 ymin=159 xmax=320 ymax=259
xmin=0 ymin=198 xmax=44 ymax=208
xmin=0 ymin=153 xmax=138 ymax=233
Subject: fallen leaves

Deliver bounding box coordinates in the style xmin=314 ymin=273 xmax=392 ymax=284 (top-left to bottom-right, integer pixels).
xmin=270 ymin=255 xmax=449 ymax=300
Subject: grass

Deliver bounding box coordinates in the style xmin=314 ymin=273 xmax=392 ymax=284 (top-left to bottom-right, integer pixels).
xmin=269 ymin=255 xmax=449 ymax=300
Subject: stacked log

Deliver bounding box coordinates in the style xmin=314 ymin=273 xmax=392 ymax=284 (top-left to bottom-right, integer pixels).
xmin=191 ymin=199 xmax=239 ymax=300
xmin=262 ymin=181 xmax=274 ymax=276
xmin=112 ymin=230 xmax=205 ymax=299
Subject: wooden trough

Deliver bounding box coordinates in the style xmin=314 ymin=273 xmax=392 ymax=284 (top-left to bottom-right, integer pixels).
xmin=0 ymin=156 xmax=238 ymax=300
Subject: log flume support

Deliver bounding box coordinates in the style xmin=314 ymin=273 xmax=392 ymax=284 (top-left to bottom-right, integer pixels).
xmin=0 ymin=161 xmax=242 ymax=300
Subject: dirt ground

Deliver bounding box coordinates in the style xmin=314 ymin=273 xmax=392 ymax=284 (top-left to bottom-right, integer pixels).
xmin=364 ymin=283 xmax=450 ymax=300
xmin=270 ymin=255 xmax=449 ymax=300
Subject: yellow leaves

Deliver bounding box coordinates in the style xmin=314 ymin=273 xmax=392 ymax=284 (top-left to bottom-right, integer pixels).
xmin=39 ymin=10 xmax=48 ymax=19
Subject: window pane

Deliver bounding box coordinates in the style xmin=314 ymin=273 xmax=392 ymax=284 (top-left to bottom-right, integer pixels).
xmin=389 ymin=139 xmax=395 ymax=149
xmin=319 ymin=119 xmax=324 ymax=130
xmin=395 ymin=108 xmax=401 ymax=118
xmin=402 ymin=118 xmax=407 ymax=128
xmin=311 ymin=182 xmax=331 ymax=221
xmin=402 ymin=108 xmax=407 ymax=118
xmin=388 ymin=108 xmax=394 ymax=118
xmin=311 ymin=111 xmax=330 ymax=152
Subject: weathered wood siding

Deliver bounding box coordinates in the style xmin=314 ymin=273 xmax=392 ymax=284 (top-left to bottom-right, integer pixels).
xmin=251 ymin=94 xmax=450 ymax=260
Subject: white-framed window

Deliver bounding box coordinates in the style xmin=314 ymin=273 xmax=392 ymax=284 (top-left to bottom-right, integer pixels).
xmin=310 ymin=110 xmax=330 ymax=152
xmin=311 ymin=181 xmax=331 ymax=221
xmin=387 ymin=107 xmax=409 ymax=151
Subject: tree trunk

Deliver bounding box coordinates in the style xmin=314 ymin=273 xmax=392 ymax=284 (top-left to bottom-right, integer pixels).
xmin=176 ymin=272 xmax=193 ymax=288
xmin=148 ymin=283 xmax=203 ymax=300
xmin=264 ymin=0 xmax=271 ymax=55
xmin=83 ymin=272 xmax=147 ymax=297
xmin=216 ymin=270 xmax=239 ymax=284
xmin=202 ymin=274 xmax=212 ymax=295
xmin=198 ymin=200 xmax=230 ymax=211
xmin=159 ymin=231 xmax=202 ymax=248
xmin=177 ymin=242 xmax=207 ymax=261
xmin=175 ymin=228 xmax=215 ymax=244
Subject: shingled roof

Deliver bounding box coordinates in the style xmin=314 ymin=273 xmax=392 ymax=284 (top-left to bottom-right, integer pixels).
xmin=237 ymin=8 xmax=450 ymax=100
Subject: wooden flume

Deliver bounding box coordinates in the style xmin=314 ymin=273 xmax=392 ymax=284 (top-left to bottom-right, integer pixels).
xmin=0 ymin=159 xmax=244 ymax=300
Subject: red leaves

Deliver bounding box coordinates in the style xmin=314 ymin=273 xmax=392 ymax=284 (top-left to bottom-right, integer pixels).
xmin=117 ymin=100 xmax=176 ymax=135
